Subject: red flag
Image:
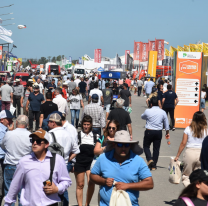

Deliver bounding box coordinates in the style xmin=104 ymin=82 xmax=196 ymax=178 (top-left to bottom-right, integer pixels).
xmin=155 ymin=39 xmax=164 ymax=60
xmin=149 ymin=40 xmax=156 ymax=51
xmin=97 ymin=49 xmax=101 ymax=63
xmin=94 ymin=49 xmax=102 ymax=63
xmin=141 ymin=43 xmax=149 ymax=62
xmin=133 ymin=41 xmax=142 ymax=61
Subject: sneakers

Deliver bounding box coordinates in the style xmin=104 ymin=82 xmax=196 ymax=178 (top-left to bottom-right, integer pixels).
xmin=172 ymin=127 xmax=175 ymax=131
xmin=148 ymin=160 xmax=154 ymax=170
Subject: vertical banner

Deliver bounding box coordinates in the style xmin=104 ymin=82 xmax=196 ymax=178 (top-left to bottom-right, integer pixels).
xmin=0 ymin=46 xmax=2 ymax=60
xmin=79 ymin=57 xmax=82 ymax=64
xmin=174 ymin=52 xmax=203 ymax=128
xmin=141 ymin=43 xmax=149 ymax=62
xmin=97 ymin=49 xmax=102 ymax=63
xmin=156 ymin=39 xmax=164 ymax=60
xmin=147 ymin=51 xmax=158 ymax=77
xmin=125 ymin=50 xmax=130 ymax=64
xmin=94 ymin=49 xmax=98 ymax=62
xmin=133 ymin=41 xmax=142 ymax=61
xmin=69 ymin=56 xmax=72 ymax=64
xmin=149 ymin=40 xmax=156 ymax=51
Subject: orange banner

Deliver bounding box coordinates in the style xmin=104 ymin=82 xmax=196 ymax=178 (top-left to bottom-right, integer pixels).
xmin=155 ymin=39 xmax=164 ymax=60
xmin=174 ymin=52 xmax=202 ymax=128
xmin=133 ymin=41 xmax=142 ymax=61
xmin=149 ymin=40 xmax=156 ymax=51
xmin=0 ymin=46 xmax=2 ymax=60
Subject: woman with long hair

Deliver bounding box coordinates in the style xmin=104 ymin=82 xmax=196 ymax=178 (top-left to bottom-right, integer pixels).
xmin=174 ymin=111 xmax=208 ymax=187
xmin=173 ymin=169 xmax=208 ymax=206
xmin=69 ymin=88 xmax=84 ymax=128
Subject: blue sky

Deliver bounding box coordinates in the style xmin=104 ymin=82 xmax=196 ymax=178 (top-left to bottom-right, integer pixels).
xmin=0 ymin=0 xmax=207 ymax=60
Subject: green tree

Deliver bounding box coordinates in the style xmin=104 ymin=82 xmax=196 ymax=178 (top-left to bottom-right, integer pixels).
xmin=51 ymin=56 xmax=56 ymax=63
xmin=56 ymin=55 xmax=61 ymax=61
xmin=38 ymin=57 xmax=47 ymax=64
xmin=47 ymin=56 xmax=51 ymax=62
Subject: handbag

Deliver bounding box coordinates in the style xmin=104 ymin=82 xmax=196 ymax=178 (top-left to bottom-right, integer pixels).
xmin=10 ymin=104 xmax=16 ymax=115
xmin=169 ymin=157 xmax=181 ymax=184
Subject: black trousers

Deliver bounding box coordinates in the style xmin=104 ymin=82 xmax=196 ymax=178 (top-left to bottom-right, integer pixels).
xmin=13 ymin=95 xmax=21 ymax=117
xmin=143 ymin=130 xmax=162 ymax=167
xmin=138 ymin=86 xmax=142 ymax=96
xmin=164 ymin=108 xmax=175 ymax=128
xmin=29 ymin=110 xmax=40 ymax=130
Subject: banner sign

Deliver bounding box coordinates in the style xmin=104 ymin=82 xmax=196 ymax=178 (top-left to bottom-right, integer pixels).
xmin=174 ymin=52 xmax=202 ymax=128
xmin=125 ymin=50 xmax=130 ymax=64
xmin=78 ymin=57 xmax=82 ymax=64
xmin=69 ymin=56 xmax=72 ymax=64
xmin=149 ymin=41 xmax=156 ymax=51
xmin=141 ymin=43 xmax=149 ymax=62
xmin=0 ymin=46 xmax=2 ymax=60
xmin=156 ymin=39 xmax=164 ymax=60
xmin=147 ymin=51 xmax=157 ymax=77
xmin=94 ymin=49 xmax=102 ymax=63
xmin=133 ymin=41 xmax=142 ymax=60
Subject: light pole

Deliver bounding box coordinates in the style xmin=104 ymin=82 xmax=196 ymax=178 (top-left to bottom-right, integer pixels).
xmin=0 ymin=4 xmax=14 ymax=9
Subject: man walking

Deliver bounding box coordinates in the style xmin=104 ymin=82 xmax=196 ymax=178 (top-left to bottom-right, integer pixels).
xmin=118 ymin=83 xmax=131 ymax=111
xmin=23 ymin=82 xmax=32 ymax=116
xmin=68 ymin=78 xmax=76 ymax=96
xmin=162 ymin=84 xmax=179 ymax=131
xmin=137 ymin=78 xmax=143 ymax=96
xmin=36 ymin=78 xmax=44 ymax=94
xmin=0 ymin=80 xmax=13 ymax=110
xmin=83 ymin=94 xmax=105 ymax=136
xmin=102 ymin=83 xmax=113 ymax=121
xmin=141 ymin=96 xmax=169 ymax=170
xmin=4 ymin=128 xmax=71 ymax=206
xmin=90 ymin=130 xmax=153 ymax=206
xmin=88 ymin=82 xmax=103 ymax=106
xmin=144 ymin=78 xmax=155 ymax=98
xmin=13 ymin=79 xmax=24 ymax=118
xmin=78 ymin=78 xmax=87 ymax=100
xmin=26 ymin=85 xmax=45 ymax=132
xmin=1 ymin=115 xmax=31 ymax=206
xmin=47 ymin=79 xmax=56 ymax=92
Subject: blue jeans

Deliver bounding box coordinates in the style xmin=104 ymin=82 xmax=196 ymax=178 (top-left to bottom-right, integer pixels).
xmin=63 ymin=162 xmax=74 ymax=206
xmin=4 ymin=165 xmax=22 ymax=206
xmin=42 ymin=119 xmax=48 ymax=131
xmin=70 ymin=109 xmax=80 ymax=128
xmin=92 ymin=127 xmax=101 ymax=137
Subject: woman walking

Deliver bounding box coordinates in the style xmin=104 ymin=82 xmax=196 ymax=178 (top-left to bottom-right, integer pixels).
xmin=69 ymin=88 xmax=84 ymax=128
xmin=174 ymin=111 xmax=208 ymax=187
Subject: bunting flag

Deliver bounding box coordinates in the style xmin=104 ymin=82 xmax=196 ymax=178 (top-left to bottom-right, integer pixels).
xmin=197 ymin=44 xmax=203 ymax=52
xmin=177 ymin=46 xmax=184 ymax=51
xmin=189 ymin=44 xmax=198 ymax=52
xmin=165 ymin=49 xmax=171 ymax=56
xmin=203 ymin=43 xmax=208 ymax=54
xmin=0 ymin=35 xmax=13 ymax=43
xmin=184 ymin=45 xmax=190 ymax=52
xmin=170 ymin=46 xmax=177 ymax=57
xmin=0 ymin=26 xmax=12 ymax=36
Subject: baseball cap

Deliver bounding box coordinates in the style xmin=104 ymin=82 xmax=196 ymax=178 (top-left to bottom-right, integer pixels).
xmin=189 ymin=169 xmax=208 ymax=183
xmin=0 ymin=110 xmax=15 ymax=119
xmin=33 ymin=84 xmax=39 ymax=89
xmin=16 ymin=115 xmax=28 ymax=125
xmin=28 ymin=79 xmax=33 ymax=82
xmin=29 ymin=128 xmax=50 ymax=142
xmin=63 ymin=82 xmax=68 ymax=86
xmin=48 ymin=113 xmax=62 ymax=122
xmin=92 ymin=94 xmax=99 ymax=99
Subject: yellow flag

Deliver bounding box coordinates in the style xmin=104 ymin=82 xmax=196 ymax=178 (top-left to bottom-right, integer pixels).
xmin=184 ymin=45 xmax=190 ymax=52
xmin=170 ymin=46 xmax=177 ymax=57
xmin=190 ymin=44 xmax=198 ymax=52
xmin=197 ymin=44 xmax=203 ymax=52
xmin=165 ymin=48 xmax=171 ymax=56
xmin=203 ymin=43 xmax=208 ymax=54
xmin=177 ymin=46 xmax=184 ymax=51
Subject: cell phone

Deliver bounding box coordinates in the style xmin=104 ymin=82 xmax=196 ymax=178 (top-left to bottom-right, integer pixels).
xmin=43 ymin=179 xmax=52 ymax=186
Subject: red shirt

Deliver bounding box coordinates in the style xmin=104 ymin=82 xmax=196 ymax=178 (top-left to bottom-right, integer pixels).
xmin=125 ymin=79 xmax=131 ymax=87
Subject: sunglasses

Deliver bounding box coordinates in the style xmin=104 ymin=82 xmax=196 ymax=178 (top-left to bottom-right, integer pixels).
xmin=108 ymin=126 xmax=116 ymax=130
xmin=30 ymin=138 xmax=44 ymax=145
xmin=116 ymin=143 xmax=130 ymax=148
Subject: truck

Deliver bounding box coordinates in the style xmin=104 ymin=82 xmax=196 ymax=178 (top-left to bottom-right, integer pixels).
xmin=45 ymin=62 xmax=61 ymax=76
xmin=73 ymin=65 xmax=85 ymax=78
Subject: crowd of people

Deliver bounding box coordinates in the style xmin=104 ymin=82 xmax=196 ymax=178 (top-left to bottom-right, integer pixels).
xmin=0 ymin=69 xmax=207 ymax=206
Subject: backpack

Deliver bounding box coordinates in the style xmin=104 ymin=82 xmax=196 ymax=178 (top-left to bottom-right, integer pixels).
xmin=48 ymin=132 xmax=65 ymax=157
xmin=89 ymin=81 xmax=95 ymax=90
xmin=78 ymin=131 xmax=97 ymax=145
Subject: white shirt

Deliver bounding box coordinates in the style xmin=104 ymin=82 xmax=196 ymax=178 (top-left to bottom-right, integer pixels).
xmin=201 ymin=91 xmax=206 ymax=99
xmin=65 ymin=80 xmax=71 ymax=84
xmin=69 ymin=94 xmax=82 ymax=109
xmin=74 ymin=79 xmax=81 ymax=87
xmin=89 ymin=88 xmax=103 ymax=105
xmin=1 ymin=128 xmax=32 ymax=165
xmin=52 ymin=94 xmax=69 ymax=115
xmin=37 ymin=82 xmax=44 ymax=94
xmin=80 ymin=131 xmax=98 ymax=145
xmin=185 ymin=126 xmax=207 ymax=148
xmin=41 ymin=74 xmax=46 ymax=81
xmin=63 ymin=76 xmax=67 ymax=81
xmin=48 ymin=127 xmax=80 ymax=164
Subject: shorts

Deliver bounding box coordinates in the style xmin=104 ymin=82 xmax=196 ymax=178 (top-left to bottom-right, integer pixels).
xmin=74 ymin=163 xmax=91 ymax=173
xmin=104 ymin=104 xmax=111 ymax=113
xmin=201 ymin=99 xmax=205 ymax=109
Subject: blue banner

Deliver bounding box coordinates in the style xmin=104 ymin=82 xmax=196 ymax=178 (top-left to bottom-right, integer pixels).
xmin=79 ymin=57 xmax=82 ymax=64
xmin=69 ymin=56 xmax=72 ymax=64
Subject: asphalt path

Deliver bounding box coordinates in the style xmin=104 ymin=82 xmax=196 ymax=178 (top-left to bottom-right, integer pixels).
xmin=11 ymin=92 xmax=208 ymax=206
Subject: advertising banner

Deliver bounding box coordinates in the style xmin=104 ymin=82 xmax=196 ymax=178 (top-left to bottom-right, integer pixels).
xmin=69 ymin=56 xmax=72 ymax=64
xmin=133 ymin=41 xmax=142 ymax=61
xmin=125 ymin=50 xmax=130 ymax=64
xmin=97 ymin=49 xmax=101 ymax=63
xmin=0 ymin=46 xmax=2 ymax=60
xmin=147 ymin=51 xmax=157 ymax=77
xmin=174 ymin=52 xmax=203 ymax=128
xmin=149 ymin=41 xmax=156 ymax=51
xmin=141 ymin=43 xmax=149 ymax=62
xmin=94 ymin=49 xmax=102 ymax=63
xmin=18 ymin=58 xmax=22 ymax=65
xmin=156 ymin=39 xmax=164 ymax=60
xmin=94 ymin=49 xmax=98 ymax=62
xmin=78 ymin=57 xmax=82 ymax=64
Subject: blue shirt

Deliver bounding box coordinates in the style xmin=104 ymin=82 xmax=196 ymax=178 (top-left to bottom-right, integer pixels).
xmin=158 ymin=90 xmax=163 ymax=102
xmin=163 ymin=90 xmax=178 ymax=109
xmin=141 ymin=106 xmax=169 ymax=130
xmin=28 ymin=92 xmax=44 ymax=111
xmin=91 ymin=149 xmax=152 ymax=206
xmin=0 ymin=123 xmax=7 ymax=159
xmin=144 ymin=81 xmax=155 ymax=94
xmin=47 ymin=83 xmax=56 ymax=92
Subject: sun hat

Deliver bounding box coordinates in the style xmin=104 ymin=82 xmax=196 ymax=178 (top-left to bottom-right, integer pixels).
xmin=109 ymin=130 xmax=139 ymax=143
xmin=29 ymin=128 xmax=50 ymax=142
xmin=189 ymin=169 xmax=208 ymax=183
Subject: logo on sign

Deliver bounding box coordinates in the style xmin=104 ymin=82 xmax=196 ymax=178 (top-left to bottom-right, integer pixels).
xmin=179 ymin=60 xmax=198 ymax=74
xmin=183 ymin=53 xmax=187 ymax=57
xmin=109 ymin=73 xmax=112 ymax=77
xmin=176 ymin=118 xmax=185 ymax=124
